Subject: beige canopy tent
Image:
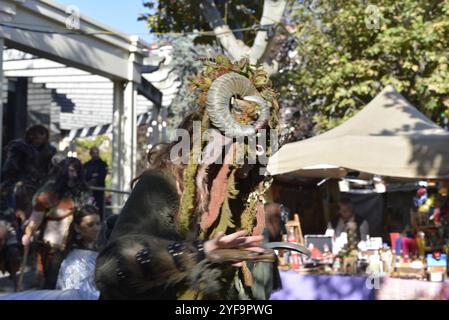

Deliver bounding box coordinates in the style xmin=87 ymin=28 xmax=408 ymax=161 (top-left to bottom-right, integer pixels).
xmin=267 ymin=85 xmax=449 ymax=180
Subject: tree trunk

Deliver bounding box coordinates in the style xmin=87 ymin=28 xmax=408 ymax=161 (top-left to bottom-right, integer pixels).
xmin=200 ymin=0 xmax=287 ymax=74
xmin=249 ymin=0 xmax=287 ymax=64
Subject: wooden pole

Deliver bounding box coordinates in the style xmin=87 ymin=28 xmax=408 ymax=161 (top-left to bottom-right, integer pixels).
xmin=17 ymin=245 xmax=30 ymax=292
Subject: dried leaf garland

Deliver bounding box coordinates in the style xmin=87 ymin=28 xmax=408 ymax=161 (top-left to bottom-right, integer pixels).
xmin=252 ymin=199 xmax=266 ymax=236
xmin=209 ymin=169 xmax=238 ymax=239
xmin=199 ymin=163 xmax=230 ymax=233
xmin=240 ymin=198 xmax=257 ymax=235
xmin=209 ymin=192 xmax=235 ymax=239
xmin=195 ymin=164 xmax=210 ymax=214
xmin=199 ymin=144 xmax=236 ymax=235
xmin=178 ymin=112 xmax=209 ymax=236
xmin=178 ymin=156 xmax=199 ymax=235
xmin=241 ymin=262 xmax=254 ymax=288
xmin=268 ymin=99 xmax=280 ymax=130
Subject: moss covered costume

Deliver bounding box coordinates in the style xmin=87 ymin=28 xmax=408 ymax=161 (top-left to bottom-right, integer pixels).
xmin=95 ymin=57 xmax=281 ymax=299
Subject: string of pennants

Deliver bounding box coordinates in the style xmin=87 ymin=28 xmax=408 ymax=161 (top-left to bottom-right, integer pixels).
xmin=68 ymin=112 xmax=153 ymax=140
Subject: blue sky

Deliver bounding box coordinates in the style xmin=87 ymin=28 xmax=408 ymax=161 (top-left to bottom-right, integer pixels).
xmin=56 ymin=0 xmax=155 ymax=43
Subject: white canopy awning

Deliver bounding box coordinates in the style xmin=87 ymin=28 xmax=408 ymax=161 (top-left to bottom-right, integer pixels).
xmin=268 ymin=85 xmax=449 ymax=180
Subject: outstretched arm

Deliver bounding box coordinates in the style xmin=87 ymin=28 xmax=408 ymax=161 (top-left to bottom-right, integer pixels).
xmin=22 ymin=210 xmax=45 ymax=247
xmin=22 ymin=190 xmax=52 ymax=247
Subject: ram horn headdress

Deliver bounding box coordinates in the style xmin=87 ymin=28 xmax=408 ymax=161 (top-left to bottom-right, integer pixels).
xmin=175 ymin=56 xmax=289 ymax=299
xmin=177 ymin=55 xmax=281 ymax=238
xmin=206 ymin=72 xmax=271 ymax=137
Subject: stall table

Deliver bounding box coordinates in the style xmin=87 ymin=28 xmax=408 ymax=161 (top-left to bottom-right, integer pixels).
xmin=269 ymin=271 xmax=449 ymax=300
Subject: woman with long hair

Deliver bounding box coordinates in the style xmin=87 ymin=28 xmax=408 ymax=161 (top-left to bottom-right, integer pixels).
xmin=55 ymin=204 xmax=101 ymax=299
xmin=95 ymin=57 xmax=284 ymax=300
xmin=22 ymin=157 xmax=93 ymax=289
xmin=0 ymin=205 xmax=101 ymax=300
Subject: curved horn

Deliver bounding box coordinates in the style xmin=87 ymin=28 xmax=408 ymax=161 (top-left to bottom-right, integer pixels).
xmin=206 ymin=72 xmax=270 ymax=137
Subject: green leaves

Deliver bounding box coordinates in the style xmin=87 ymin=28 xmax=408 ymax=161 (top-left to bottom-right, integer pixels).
xmin=140 ymin=0 xmax=264 ymax=45
xmin=275 ymin=0 xmax=449 ymax=133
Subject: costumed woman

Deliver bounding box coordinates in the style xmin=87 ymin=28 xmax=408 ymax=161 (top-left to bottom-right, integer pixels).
xmin=1 ymin=205 xmax=102 ymax=300
xmin=94 ymin=56 xmax=288 ymax=300
xmin=1 ymin=125 xmax=56 ymax=228
xmin=21 ymin=157 xmax=93 ymax=289
xmin=0 ymin=125 xmax=56 ymax=289
xmin=55 ymin=204 xmax=102 ymax=298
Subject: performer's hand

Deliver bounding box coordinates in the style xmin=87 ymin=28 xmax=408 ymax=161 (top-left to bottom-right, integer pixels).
xmin=21 ymin=234 xmax=32 ymax=247
xmin=204 ymin=230 xmax=264 ymax=267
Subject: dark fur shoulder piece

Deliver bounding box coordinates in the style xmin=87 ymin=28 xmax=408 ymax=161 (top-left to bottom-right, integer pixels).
xmin=109 ymin=169 xmax=181 ymax=242
xmin=188 ymin=260 xmax=223 ymax=294
xmin=95 ymin=234 xmax=224 ymax=299
xmin=95 ymin=170 xmax=224 ymax=299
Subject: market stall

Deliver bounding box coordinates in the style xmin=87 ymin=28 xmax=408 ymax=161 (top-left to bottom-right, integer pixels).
xmin=267 ymin=85 xmax=449 ymax=299
xmin=267 ymin=85 xmax=449 ymax=179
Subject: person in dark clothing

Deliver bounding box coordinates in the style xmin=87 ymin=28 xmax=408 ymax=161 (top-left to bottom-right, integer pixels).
xmin=264 ymin=203 xmax=291 ymax=242
xmin=0 ymin=220 xmax=21 ymax=291
xmin=84 ymin=146 xmax=108 ymax=220
xmin=2 ymin=125 xmax=56 ymax=185
xmin=1 ymin=125 xmax=56 ymax=236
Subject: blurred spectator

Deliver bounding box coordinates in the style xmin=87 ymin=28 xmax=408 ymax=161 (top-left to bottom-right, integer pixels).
xmin=84 ymin=146 xmax=108 ymax=220
xmin=0 ymin=220 xmax=21 ymax=290
xmin=1 ymin=125 xmax=56 ymax=230
xmin=326 ymin=197 xmax=369 ymax=242
xmin=2 ymin=124 xmax=56 ymax=186
xmin=56 ymin=205 xmax=101 ymax=299
xmin=21 ymin=157 xmax=93 ymax=289
xmin=264 ymin=203 xmax=290 ymax=242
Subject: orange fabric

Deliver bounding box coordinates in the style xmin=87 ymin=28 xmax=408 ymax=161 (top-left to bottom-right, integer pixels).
xmin=34 ymin=192 xmax=54 ymax=212
xmin=58 ymin=197 xmax=75 ymax=211
xmin=37 ymin=250 xmax=44 ymax=274
xmin=34 ymin=192 xmax=75 ymax=213
xmin=200 ymin=164 xmax=230 ymax=232
xmin=252 ymin=200 xmax=266 ymax=236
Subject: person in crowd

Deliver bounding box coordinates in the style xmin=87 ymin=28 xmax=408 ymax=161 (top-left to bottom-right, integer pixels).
xmin=325 ymin=197 xmax=369 ymax=243
xmin=0 ymin=220 xmax=21 ymax=291
xmin=1 ymin=125 xmax=56 ymax=234
xmin=21 ymin=157 xmax=93 ymax=289
xmin=2 ymin=124 xmax=56 ymax=185
xmin=0 ymin=206 xmax=107 ymax=300
xmin=56 ymin=204 xmax=102 ymax=299
xmin=84 ymin=146 xmax=108 ymax=220
xmin=264 ymin=203 xmax=290 ymax=242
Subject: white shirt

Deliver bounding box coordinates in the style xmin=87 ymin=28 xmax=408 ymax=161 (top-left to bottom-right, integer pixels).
xmin=56 ymin=249 xmax=99 ymax=300
xmin=325 ymin=216 xmax=369 ymax=242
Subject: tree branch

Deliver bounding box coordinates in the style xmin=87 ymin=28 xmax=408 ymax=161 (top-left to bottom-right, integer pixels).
xmin=199 ymin=0 xmax=287 ymax=76
xmin=200 ymin=0 xmax=249 ymax=60
xmin=249 ymin=0 xmax=287 ymax=65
